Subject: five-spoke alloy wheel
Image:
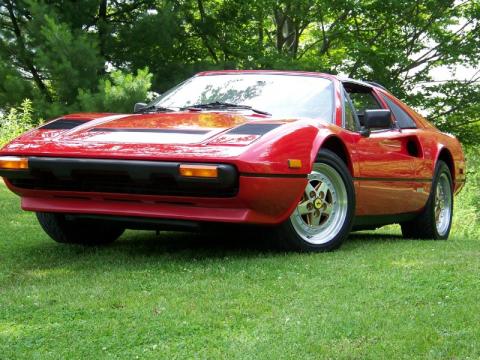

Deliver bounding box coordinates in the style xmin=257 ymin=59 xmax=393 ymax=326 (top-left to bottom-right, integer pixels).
xmin=290 ymin=163 xmax=349 ymax=245
xmin=434 ymin=172 xmax=453 ymax=237
xmin=274 ymin=149 xmax=355 ymax=252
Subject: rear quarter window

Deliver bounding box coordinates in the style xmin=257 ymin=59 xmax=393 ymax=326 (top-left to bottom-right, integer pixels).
xmin=381 ymin=95 xmax=417 ymax=129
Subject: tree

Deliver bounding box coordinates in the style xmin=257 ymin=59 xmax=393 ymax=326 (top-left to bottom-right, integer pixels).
xmin=0 ymin=0 xmax=155 ymax=119
xmin=170 ymin=0 xmax=480 ymax=142
xmin=0 ymin=0 xmax=479 ymax=143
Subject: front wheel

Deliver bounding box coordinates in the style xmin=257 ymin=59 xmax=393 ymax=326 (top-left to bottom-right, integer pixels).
xmin=273 ymin=149 xmax=355 ymax=252
xmin=36 ymin=212 xmax=125 ymax=245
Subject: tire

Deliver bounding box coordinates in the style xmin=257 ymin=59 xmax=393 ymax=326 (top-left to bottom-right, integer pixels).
xmin=401 ymin=160 xmax=453 ymax=240
xmin=36 ymin=212 xmax=125 ymax=245
xmin=272 ymin=149 xmax=355 ymax=252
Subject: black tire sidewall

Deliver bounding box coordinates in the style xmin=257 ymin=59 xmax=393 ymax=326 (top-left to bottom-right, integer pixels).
xmin=36 ymin=212 xmax=124 ymax=245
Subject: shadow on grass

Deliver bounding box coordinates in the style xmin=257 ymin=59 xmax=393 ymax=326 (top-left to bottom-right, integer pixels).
xmin=114 ymin=228 xmax=407 ymax=254
xmin=85 ymin=227 xmax=408 ymax=261
xmin=110 ymin=226 xmax=284 ymax=259
xmin=8 ymin=226 xmax=409 ymax=274
xmin=348 ymin=231 xmax=405 ymax=242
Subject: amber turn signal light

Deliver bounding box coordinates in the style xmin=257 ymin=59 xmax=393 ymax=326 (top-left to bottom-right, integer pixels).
xmin=288 ymin=159 xmax=302 ymax=169
xmin=179 ymin=164 xmax=218 ymax=178
xmin=0 ymin=156 xmax=29 ymax=170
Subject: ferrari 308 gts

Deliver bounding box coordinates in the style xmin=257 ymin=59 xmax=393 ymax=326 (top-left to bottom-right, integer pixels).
xmin=0 ymin=71 xmax=466 ymax=251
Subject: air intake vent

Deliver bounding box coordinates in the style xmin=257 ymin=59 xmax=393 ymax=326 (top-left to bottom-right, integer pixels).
xmin=227 ymin=123 xmax=281 ymax=135
xmin=41 ymin=119 xmax=88 ymax=130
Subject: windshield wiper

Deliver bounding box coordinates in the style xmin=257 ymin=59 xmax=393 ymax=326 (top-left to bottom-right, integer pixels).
xmin=182 ymin=101 xmax=271 ymax=116
xmin=134 ymin=105 xmax=175 ymax=114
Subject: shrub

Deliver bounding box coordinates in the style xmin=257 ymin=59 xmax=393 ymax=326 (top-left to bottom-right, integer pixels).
xmin=0 ymin=99 xmax=35 ymax=146
xmin=453 ymin=146 xmax=480 ymax=238
xmin=464 ymin=147 xmax=480 ymax=210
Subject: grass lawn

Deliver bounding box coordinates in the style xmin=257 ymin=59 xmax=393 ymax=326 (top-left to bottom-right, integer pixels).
xmin=0 ymin=179 xmax=479 ymax=359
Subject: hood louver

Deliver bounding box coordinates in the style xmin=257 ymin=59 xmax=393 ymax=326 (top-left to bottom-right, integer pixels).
xmin=227 ymin=123 xmax=281 ymax=135
xmin=40 ymin=119 xmax=88 ymax=130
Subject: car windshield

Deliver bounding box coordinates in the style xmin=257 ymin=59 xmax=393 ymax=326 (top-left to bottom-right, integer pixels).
xmin=152 ymin=74 xmax=334 ymax=121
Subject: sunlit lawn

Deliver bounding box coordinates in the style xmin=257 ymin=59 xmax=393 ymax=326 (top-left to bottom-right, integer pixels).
xmin=1 ymin=180 xmax=479 ymax=359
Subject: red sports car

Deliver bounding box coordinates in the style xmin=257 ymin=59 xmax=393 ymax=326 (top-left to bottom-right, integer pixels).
xmin=0 ymin=71 xmax=466 ymax=251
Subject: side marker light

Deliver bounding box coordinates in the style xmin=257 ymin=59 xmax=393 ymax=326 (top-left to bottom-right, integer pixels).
xmin=288 ymin=159 xmax=302 ymax=169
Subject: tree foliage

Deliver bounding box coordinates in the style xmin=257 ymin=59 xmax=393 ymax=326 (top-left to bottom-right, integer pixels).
xmin=0 ymin=0 xmax=479 ymax=142
xmin=78 ymin=68 xmax=153 ymax=113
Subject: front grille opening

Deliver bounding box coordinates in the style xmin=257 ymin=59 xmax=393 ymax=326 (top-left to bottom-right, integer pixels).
xmin=103 ymin=198 xmax=142 ymax=203
xmin=53 ymin=195 xmax=90 ymax=200
xmin=11 ymin=165 xmax=238 ymax=198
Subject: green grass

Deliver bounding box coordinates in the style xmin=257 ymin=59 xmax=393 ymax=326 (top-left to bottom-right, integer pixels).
xmin=1 ymin=174 xmax=479 ymax=359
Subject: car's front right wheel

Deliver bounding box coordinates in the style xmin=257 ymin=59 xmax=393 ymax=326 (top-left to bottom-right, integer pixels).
xmin=273 ymin=149 xmax=355 ymax=252
xmin=36 ymin=212 xmax=124 ymax=245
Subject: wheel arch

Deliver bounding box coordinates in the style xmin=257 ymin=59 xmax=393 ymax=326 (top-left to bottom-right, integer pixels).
xmin=317 ymin=135 xmax=353 ymax=175
xmin=436 ymin=147 xmax=455 ymax=185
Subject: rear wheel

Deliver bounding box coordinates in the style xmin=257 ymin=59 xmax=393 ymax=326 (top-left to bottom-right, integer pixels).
xmin=36 ymin=212 xmax=124 ymax=245
xmin=273 ymin=149 xmax=355 ymax=252
xmin=401 ymin=161 xmax=453 ymax=240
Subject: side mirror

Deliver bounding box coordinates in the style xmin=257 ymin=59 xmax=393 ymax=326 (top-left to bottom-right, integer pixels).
xmin=359 ymin=126 xmax=371 ymax=137
xmin=134 ymin=102 xmax=147 ymax=113
xmin=363 ymin=109 xmax=392 ymax=130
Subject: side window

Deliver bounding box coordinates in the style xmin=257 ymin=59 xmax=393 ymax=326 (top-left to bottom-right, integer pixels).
xmin=346 ymin=90 xmax=381 ymax=126
xmin=343 ymin=91 xmax=358 ymax=132
xmin=381 ymin=95 xmax=417 ymax=129
xmin=349 ymin=92 xmax=381 ymax=113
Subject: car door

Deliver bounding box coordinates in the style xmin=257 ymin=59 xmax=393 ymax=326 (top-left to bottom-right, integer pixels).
xmin=342 ymin=83 xmax=428 ymax=216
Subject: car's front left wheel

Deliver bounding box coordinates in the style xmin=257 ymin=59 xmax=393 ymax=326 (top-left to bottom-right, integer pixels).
xmin=273 ymin=149 xmax=355 ymax=252
xmin=36 ymin=212 xmax=125 ymax=245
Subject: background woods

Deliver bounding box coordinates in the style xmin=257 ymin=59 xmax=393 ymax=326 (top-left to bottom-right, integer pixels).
xmin=0 ymin=0 xmax=479 ymax=142
xmin=1 ymin=3 xmax=480 ymax=357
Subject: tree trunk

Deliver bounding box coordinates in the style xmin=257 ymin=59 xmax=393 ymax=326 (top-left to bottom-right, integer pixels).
xmin=5 ymin=0 xmax=52 ymax=102
xmin=196 ymin=0 xmax=219 ymax=63
xmin=97 ymin=0 xmax=108 ymax=75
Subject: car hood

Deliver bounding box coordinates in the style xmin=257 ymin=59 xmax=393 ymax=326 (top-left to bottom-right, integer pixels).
xmin=47 ymin=112 xmax=256 ymax=144
xmin=0 ymin=111 xmax=296 ymax=161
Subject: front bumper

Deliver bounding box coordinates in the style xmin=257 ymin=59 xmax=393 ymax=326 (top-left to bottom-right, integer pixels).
xmin=1 ymin=157 xmax=238 ymax=197
xmin=2 ymin=157 xmax=307 ymax=225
